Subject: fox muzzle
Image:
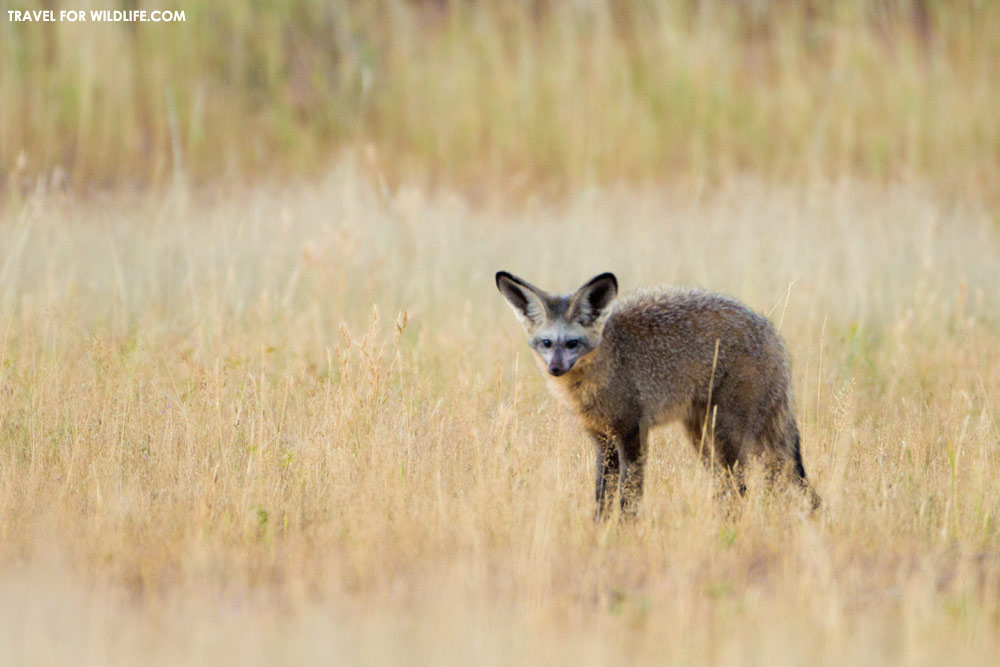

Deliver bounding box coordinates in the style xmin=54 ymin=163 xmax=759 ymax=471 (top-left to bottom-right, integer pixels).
xmin=547 ymin=349 xmax=572 ymax=376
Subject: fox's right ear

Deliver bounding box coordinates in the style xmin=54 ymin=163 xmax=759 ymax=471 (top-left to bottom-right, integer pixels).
xmin=569 ymin=272 xmax=618 ymax=326
xmin=496 ymin=271 xmax=549 ymax=330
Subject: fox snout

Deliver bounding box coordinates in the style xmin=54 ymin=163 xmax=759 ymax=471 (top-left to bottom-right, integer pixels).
xmin=547 ymin=350 xmax=572 ymax=376
xmin=543 ymin=342 xmax=589 ymax=376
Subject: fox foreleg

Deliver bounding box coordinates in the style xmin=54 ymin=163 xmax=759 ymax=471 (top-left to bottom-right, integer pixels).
xmin=590 ymin=429 xmax=620 ymax=520
xmin=618 ymin=420 xmax=649 ymax=517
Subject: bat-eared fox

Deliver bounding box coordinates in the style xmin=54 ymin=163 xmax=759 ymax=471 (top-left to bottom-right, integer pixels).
xmin=496 ymin=271 xmax=819 ymax=518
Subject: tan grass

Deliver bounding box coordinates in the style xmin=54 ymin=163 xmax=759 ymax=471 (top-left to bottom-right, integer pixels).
xmin=1 ymin=165 xmax=999 ymax=664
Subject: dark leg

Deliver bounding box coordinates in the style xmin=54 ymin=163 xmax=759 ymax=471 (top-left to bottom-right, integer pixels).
xmin=590 ymin=429 xmax=620 ymax=520
xmin=618 ymin=421 xmax=649 ymax=517
xmin=683 ymin=407 xmax=709 ymax=464
xmin=684 ymin=408 xmax=746 ymax=496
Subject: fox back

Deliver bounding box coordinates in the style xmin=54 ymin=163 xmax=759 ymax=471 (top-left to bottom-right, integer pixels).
xmin=496 ymin=271 xmax=817 ymax=516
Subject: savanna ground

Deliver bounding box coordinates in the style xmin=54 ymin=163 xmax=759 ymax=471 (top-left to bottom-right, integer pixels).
xmin=3 ymin=168 xmax=999 ymax=665
xmin=2 ymin=1 xmax=1000 ymax=665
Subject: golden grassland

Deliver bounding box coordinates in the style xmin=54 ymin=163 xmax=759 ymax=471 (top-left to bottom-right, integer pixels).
xmin=1 ymin=164 xmax=999 ymax=664
xmin=3 ymin=1 xmax=1000 ymax=662
xmin=2 ymin=0 xmax=1000 ymax=197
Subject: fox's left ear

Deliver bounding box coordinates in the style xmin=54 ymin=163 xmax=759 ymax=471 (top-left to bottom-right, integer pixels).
xmin=569 ymin=273 xmax=618 ymax=326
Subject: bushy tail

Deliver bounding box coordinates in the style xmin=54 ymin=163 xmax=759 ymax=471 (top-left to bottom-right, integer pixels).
xmin=791 ymin=426 xmax=807 ymax=480
xmin=790 ymin=425 xmax=821 ymax=510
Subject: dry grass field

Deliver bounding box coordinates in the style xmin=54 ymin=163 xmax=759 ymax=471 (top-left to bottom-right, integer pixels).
xmin=1 ymin=164 xmax=999 ymax=664
xmin=3 ymin=1 xmax=1000 ymax=664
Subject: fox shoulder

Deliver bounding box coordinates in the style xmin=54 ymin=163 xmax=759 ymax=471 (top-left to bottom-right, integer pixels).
xmin=604 ymin=286 xmax=709 ymax=325
xmin=603 ymin=287 xmax=777 ymax=352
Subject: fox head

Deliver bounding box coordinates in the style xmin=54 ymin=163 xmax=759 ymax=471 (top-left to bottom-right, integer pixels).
xmin=496 ymin=271 xmax=618 ymax=377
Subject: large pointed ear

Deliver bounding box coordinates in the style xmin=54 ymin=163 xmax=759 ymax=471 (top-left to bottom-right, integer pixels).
xmin=496 ymin=271 xmax=550 ymax=331
xmin=568 ymin=273 xmax=618 ymax=326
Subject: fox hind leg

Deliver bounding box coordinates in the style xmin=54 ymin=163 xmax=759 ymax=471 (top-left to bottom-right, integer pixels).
xmin=683 ymin=407 xmax=747 ymax=496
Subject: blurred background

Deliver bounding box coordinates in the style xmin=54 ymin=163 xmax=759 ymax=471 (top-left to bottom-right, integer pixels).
xmin=2 ymin=0 xmax=997 ymax=200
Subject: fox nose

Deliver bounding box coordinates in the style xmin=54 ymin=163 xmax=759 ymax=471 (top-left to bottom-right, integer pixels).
xmin=548 ymin=349 xmax=570 ymax=376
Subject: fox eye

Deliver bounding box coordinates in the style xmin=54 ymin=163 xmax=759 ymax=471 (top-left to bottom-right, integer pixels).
xmin=565 ymin=339 xmax=580 ymax=350
xmin=540 ymin=339 xmax=552 ymax=348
